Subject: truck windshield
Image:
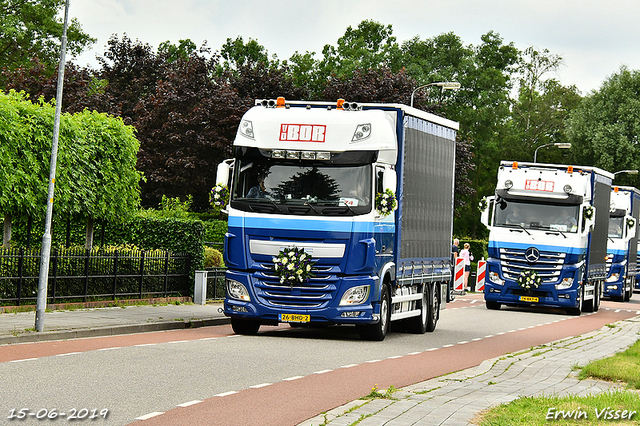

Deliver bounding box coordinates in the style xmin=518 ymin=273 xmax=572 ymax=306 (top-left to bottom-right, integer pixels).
xmin=494 ymin=200 xmax=580 ymax=233
xmin=608 ymin=217 xmax=624 ymax=238
xmin=231 ymin=160 xmax=372 ymax=216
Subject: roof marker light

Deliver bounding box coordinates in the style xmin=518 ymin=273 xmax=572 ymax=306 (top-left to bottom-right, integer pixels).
xmin=614 ymin=186 xmax=619 ymax=192
xmin=567 ymin=166 xmax=574 ymax=174
xmin=337 ymin=99 xmax=345 ymax=110
xmin=277 ymin=97 xmax=285 ymax=108
xmin=512 ymin=162 xmax=518 ymax=170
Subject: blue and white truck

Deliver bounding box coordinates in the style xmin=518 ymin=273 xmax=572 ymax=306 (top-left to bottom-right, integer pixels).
xmin=480 ymin=161 xmax=612 ymax=315
xmin=215 ymin=98 xmax=458 ymax=340
xmin=605 ymin=186 xmax=639 ymax=301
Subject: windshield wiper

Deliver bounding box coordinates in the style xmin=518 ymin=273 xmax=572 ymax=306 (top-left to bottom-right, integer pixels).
xmin=504 ymin=223 xmax=531 ymax=235
xmin=546 ymin=230 xmax=567 ymax=238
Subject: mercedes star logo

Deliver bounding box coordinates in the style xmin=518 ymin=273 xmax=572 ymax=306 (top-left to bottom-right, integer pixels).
xmin=525 ymin=247 xmax=540 ymax=263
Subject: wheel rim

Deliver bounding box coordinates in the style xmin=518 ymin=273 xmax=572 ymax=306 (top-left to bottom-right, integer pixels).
xmin=431 ymin=289 xmax=439 ymax=322
xmin=380 ymin=294 xmax=389 ymax=331
xmin=421 ymin=291 xmax=428 ymax=325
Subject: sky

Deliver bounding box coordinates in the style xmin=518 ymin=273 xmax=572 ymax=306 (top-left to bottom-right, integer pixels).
xmin=70 ymin=0 xmax=640 ymax=95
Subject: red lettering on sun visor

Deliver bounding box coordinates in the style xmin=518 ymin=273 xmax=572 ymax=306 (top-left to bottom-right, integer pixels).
xmin=279 ymin=124 xmax=326 ymax=142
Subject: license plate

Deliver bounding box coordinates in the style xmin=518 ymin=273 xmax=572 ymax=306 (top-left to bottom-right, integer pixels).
xmin=519 ymin=296 xmax=539 ymax=303
xmin=279 ymin=313 xmax=310 ymax=323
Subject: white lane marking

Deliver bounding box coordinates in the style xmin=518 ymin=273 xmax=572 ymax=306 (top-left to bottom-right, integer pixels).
xmin=135 ymin=412 xmax=164 ymax=420
xmin=250 ymin=383 xmax=272 ymax=389
xmin=198 ymin=337 xmax=218 ymax=341
xmin=314 ymin=369 xmax=333 ymax=374
xmin=458 ymin=341 xmax=469 ymax=345
xmin=408 ymin=351 xmax=421 ymax=355
xmin=341 ymin=364 xmax=358 ymax=369
xmin=485 ymin=335 xmax=494 ymax=338
xmin=387 ymin=355 xmax=403 ymax=359
xmin=168 ymin=340 xmax=189 ymax=344
xmin=283 ymin=376 xmax=303 ymax=381
xmin=176 ymin=400 xmax=201 ymax=407
xmin=135 ymin=343 xmax=157 ymax=347
xmin=10 ymin=358 xmax=38 ymax=363
xmin=615 ymin=309 xmax=621 ymax=313
xmin=97 ymin=347 xmax=121 ymax=351
xmin=56 ymin=352 xmax=81 ymax=357
xmin=215 ymin=391 xmax=238 ymax=397
xmin=365 ymin=359 xmax=381 ymax=363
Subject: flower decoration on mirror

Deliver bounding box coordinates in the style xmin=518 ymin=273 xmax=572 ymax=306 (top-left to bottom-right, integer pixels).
xmin=583 ymin=205 xmax=594 ymax=220
xmin=375 ymin=189 xmax=397 ymax=217
xmin=210 ymin=184 xmax=229 ymax=212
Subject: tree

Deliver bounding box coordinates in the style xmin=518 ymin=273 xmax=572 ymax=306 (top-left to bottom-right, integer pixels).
xmin=0 ymin=0 xmax=95 ymax=79
xmin=567 ymin=66 xmax=640 ymax=186
xmin=0 ymin=90 xmax=142 ymax=248
xmin=134 ymin=51 xmax=245 ymax=210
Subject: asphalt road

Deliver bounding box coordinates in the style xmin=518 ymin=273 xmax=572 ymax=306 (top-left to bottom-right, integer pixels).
xmin=1 ymin=294 xmax=638 ymax=426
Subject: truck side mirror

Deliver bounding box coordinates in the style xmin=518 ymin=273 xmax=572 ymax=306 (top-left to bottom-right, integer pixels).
xmin=216 ymin=159 xmax=234 ymax=186
xmin=383 ymin=168 xmax=397 ymax=193
xmin=626 ymin=215 xmax=637 ymax=240
xmin=480 ymin=196 xmax=494 ymax=229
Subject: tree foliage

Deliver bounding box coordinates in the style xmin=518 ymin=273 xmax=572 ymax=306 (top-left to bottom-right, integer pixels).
xmin=0 ymin=0 xmax=95 ymax=77
xmin=567 ymin=67 xmax=640 ymax=187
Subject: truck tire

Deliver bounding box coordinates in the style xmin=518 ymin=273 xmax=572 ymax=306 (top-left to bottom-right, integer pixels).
xmin=231 ymin=318 xmax=260 ymax=335
xmin=426 ymin=283 xmax=439 ymax=332
xmin=567 ymin=287 xmax=583 ymax=316
xmin=408 ymin=284 xmax=439 ymax=334
xmin=359 ymin=284 xmax=390 ymax=341
xmin=486 ymin=301 xmax=501 ymax=310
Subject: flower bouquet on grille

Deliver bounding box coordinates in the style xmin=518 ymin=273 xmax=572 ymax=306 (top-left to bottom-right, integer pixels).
xmin=273 ymin=247 xmax=316 ymax=286
xmin=516 ymin=269 xmax=541 ymax=290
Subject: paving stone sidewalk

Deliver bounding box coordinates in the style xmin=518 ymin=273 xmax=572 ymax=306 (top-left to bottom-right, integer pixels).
xmin=300 ymin=316 xmax=640 ymax=426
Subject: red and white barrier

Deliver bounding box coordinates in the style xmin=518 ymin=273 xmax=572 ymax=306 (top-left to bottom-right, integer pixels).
xmin=476 ymin=259 xmax=486 ymax=292
xmin=454 ymin=257 xmax=464 ymax=292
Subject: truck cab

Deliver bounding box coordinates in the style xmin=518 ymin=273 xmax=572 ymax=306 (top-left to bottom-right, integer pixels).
xmin=604 ymin=186 xmax=639 ymax=301
xmin=481 ymin=162 xmax=612 ymax=315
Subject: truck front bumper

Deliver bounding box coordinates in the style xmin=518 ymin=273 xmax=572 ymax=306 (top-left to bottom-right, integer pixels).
xmin=223 ymin=270 xmax=381 ymax=325
xmin=484 ymin=283 xmax=580 ymax=310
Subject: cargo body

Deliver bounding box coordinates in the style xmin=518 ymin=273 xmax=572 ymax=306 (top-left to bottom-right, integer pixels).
xmin=216 ymin=99 xmax=458 ymax=340
xmin=605 ymin=186 xmax=639 ymax=300
xmin=480 ymin=162 xmax=613 ymax=315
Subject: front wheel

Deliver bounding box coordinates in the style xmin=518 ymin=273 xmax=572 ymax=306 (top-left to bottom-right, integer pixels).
xmin=567 ymin=286 xmax=583 ymax=316
xmin=231 ymin=318 xmax=261 ymax=335
xmin=359 ymin=284 xmax=390 ymax=341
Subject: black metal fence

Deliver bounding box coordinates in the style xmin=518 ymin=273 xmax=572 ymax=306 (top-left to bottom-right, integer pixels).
xmin=203 ymin=267 xmax=227 ymax=300
xmin=0 ymin=247 xmax=191 ymax=305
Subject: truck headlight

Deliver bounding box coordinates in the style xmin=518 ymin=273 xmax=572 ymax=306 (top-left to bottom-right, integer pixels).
xmin=606 ymin=273 xmax=620 ymax=283
xmin=556 ymin=277 xmax=574 ymax=290
xmin=489 ymin=271 xmax=504 ymax=285
xmin=226 ymin=279 xmax=251 ymax=301
xmin=340 ymin=285 xmax=370 ymax=306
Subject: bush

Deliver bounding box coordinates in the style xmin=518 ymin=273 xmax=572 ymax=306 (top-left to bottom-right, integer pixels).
xmin=203 ymin=246 xmax=224 ymax=268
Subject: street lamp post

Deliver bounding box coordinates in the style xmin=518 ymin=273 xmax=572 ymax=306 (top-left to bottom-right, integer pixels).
xmin=533 ymin=142 xmax=571 ymax=163
xmin=410 ymin=81 xmax=461 ymax=108
xmin=613 ymin=169 xmax=639 ymax=178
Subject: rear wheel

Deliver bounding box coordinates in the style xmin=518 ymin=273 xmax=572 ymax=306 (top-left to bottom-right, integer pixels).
xmin=231 ymin=318 xmax=260 ymax=335
xmin=359 ymin=284 xmax=390 ymax=341
xmin=426 ymin=283 xmax=439 ymax=332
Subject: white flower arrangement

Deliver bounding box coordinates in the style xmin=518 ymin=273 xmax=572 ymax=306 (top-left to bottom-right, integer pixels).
xmin=375 ymin=188 xmax=397 ymax=217
xmin=210 ymin=183 xmax=229 ymax=212
xmin=516 ymin=269 xmax=541 ymax=290
xmin=273 ymin=246 xmax=315 ymax=286
xmin=583 ymin=205 xmax=594 ymax=220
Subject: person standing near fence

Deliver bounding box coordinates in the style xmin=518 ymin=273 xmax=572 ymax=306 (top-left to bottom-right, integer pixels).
xmin=449 ymin=238 xmax=459 ymax=301
xmin=459 ymin=243 xmax=474 ymax=291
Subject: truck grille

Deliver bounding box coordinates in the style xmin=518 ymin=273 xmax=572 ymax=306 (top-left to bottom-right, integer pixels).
xmin=253 ymin=266 xmax=338 ymax=309
xmin=499 ymin=248 xmax=565 ymax=283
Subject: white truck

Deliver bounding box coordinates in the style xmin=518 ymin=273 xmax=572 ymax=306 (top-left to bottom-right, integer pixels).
xmin=480 ymin=161 xmax=612 ymax=315
xmin=216 ymin=97 xmax=458 ymax=340
xmin=605 ymin=186 xmax=639 ymax=301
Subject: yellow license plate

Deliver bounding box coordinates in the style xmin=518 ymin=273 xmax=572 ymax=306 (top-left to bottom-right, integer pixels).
xmin=519 ymin=296 xmax=539 ymax=303
xmin=279 ymin=313 xmax=310 ymax=323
